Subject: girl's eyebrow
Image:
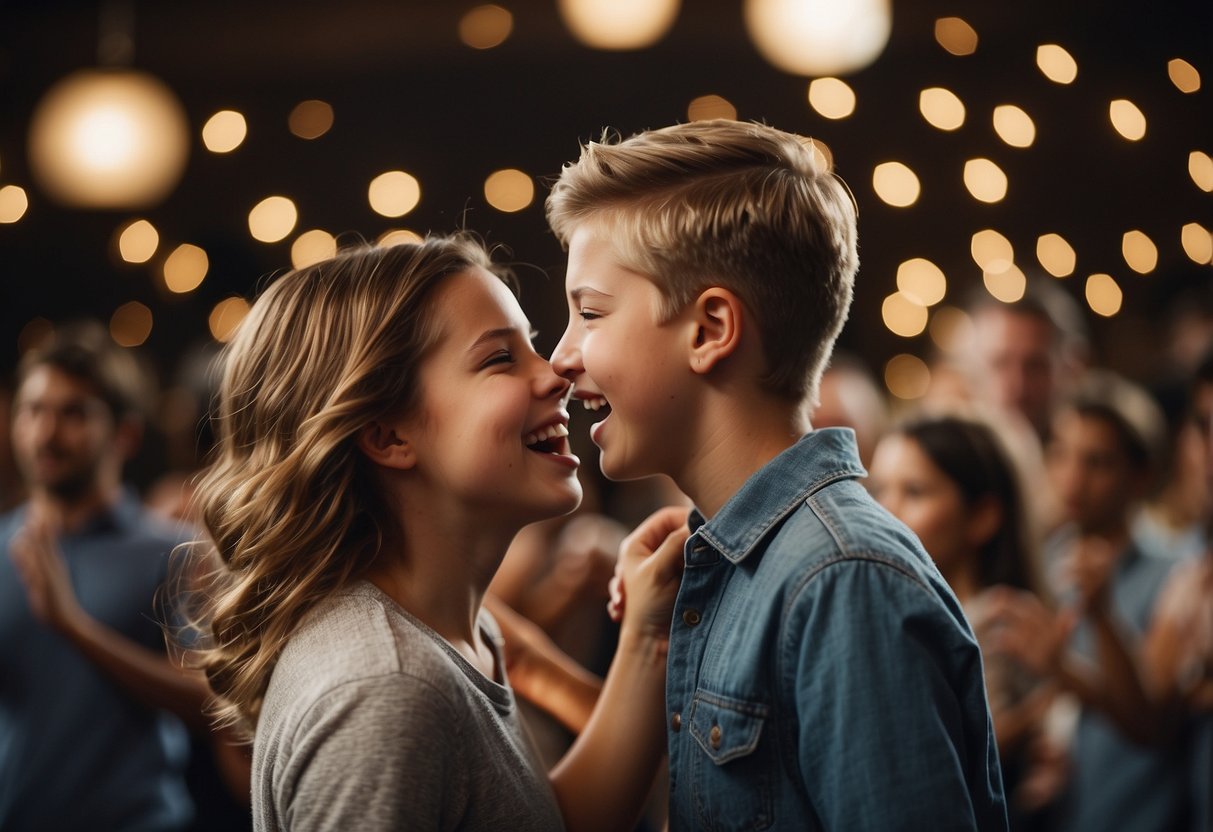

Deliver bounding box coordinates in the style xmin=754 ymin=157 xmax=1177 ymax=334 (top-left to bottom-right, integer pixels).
xmin=468 ymin=325 xmax=538 ymax=351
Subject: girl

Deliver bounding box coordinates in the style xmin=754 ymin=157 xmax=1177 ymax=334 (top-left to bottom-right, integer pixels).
xmin=195 ymin=235 xmax=686 ymax=831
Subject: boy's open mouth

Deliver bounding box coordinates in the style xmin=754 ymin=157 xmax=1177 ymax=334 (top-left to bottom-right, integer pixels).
xmin=524 ymin=422 xmax=571 ymax=455
xmin=581 ymin=395 xmax=610 ymax=415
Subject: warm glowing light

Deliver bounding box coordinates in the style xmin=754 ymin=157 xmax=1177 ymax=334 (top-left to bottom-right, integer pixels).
xmin=288 ymin=100 xmax=334 ymax=140
xmin=1121 ymin=230 xmax=1158 ymax=274
xmin=1036 ymin=44 xmax=1078 ymax=84
xmin=1168 ymin=58 xmax=1201 ymax=93
xmin=1189 ymin=151 xmax=1213 ymax=192
xmin=896 ymin=258 xmax=947 ymax=306
xmin=984 ymin=264 xmax=1027 ymax=303
xmin=369 ymin=171 xmax=421 ymax=218
xmin=116 ymin=219 xmax=159 ymax=263
xmin=885 ymin=354 xmax=931 ymax=400
xmin=1183 ymin=223 xmax=1213 ymax=264
xmin=882 ymin=292 xmax=929 ymax=337
xmin=459 ymin=5 xmax=513 ymax=49
xmin=1110 ymin=99 xmax=1147 ymax=141
xmin=808 ymin=78 xmax=856 ymax=119
xmin=248 ymin=195 xmax=298 ymax=243
xmin=972 ymin=229 xmax=1014 ymax=273
xmin=919 ymin=87 xmax=965 ymax=131
xmin=163 ymin=243 xmax=208 ymax=293
xmin=993 ymin=105 xmax=1035 ymax=148
xmin=291 ymin=229 xmax=337 ymax=269
xmin=27 ymin=69 xmax=189 ymax=208
xmin=379 ymin=228 xmax=424 ymax=247
xmin=559 ymin=0 xmax=680 ymax=50
xmin=929 ymin=307 xmax=973 ymax=353
xmin=484 ymin=169 xmax=535 ymax=213
xmin=209 ymin=297 xmax=251 ymax=342
xmin=688 ymin=94 xmax=737 ymax=121
xmin=109 ymin=301 xmax=152 ymax=347
xmin=0 ymin=185 xmax=29 ymax=223
xmin=201 ymin=110 xmax=247 ymax=153
xmin=872 ymin=161 xmax=920 ymax=207
xmin=964 ymin=158 xmax=1008 ymax=203
xmin=745 ymin=0 xmax=892 ymax=76
xmin=934 ymin=17 xmax=977 ymax=56
xmin=1036 ymin=233 xmax=1076 ymax=277
xmin=1085 ymin=274 xmax=1122 ymax=317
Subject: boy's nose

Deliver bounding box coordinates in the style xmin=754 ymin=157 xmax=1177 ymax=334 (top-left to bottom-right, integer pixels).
xmin=550 ymin=327 xmax=582 ymax=379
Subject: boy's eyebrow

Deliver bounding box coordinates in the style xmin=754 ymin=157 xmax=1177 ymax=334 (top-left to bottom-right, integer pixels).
xmin=569 ymin=287 xmax=611 ymax=302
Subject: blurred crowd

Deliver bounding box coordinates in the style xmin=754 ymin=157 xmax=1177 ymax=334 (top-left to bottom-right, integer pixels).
xmin=2 ymin=273 xmax=1212 ymax=831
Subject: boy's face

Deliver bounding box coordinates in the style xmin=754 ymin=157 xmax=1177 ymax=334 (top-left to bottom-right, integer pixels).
xmin=551 ymin=224 xmax=693 ymax=482
xmin=1046 ymin=408 xmax=1140 ymax=534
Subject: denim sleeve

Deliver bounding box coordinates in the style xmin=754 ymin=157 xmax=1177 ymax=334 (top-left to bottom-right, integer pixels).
xmin=787 ymin=556 xmax=1003 ymax=831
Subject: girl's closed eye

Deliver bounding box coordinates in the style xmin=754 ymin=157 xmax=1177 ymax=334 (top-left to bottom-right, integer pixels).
xmin=482 ymin=349 xmax=515 ymax=368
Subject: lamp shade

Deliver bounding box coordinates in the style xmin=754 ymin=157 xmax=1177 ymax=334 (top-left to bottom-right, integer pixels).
xmin=28 ymin=68 xmax=190 ymax=209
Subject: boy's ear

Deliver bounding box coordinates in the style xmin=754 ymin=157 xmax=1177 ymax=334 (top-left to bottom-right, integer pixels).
xmin=688 ymin=287 xmax=744 ymax=375
xmin=357 ymin=420 xmax=417 ymax=470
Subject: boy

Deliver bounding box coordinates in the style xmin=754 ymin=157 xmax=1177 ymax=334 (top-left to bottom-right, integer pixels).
xmin=548 ymin=120 xmax=1008 ymax=830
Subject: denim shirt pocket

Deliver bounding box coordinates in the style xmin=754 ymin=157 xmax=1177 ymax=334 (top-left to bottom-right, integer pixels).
xmin=688 ymin=691 xmax=774 ymax=830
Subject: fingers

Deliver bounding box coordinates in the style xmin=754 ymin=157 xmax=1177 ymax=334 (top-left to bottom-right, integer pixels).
xmin=622 ymin=506 xmax=690 ymax=555
xmin=606 ymin=574 xmax=624 ymax=623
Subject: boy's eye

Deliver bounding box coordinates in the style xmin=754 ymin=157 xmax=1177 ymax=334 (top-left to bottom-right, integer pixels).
xmin=577 ymin=309 xmax=600 ymax=321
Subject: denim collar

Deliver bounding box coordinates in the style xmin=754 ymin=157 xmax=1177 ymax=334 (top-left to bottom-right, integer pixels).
xmin=689 ymin=427 xmax=866 ymax=565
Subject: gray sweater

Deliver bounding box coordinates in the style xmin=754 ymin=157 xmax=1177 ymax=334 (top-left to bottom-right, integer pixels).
xmin=253 ymin=580 xmax=565 ymax=831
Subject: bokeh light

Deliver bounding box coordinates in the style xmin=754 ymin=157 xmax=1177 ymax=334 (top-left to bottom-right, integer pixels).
xmin=872 ymin=161 xmax=920 ymax=207
xmin=1109 ymin=99 xmax=1147 ymax=141
xmin=288 ymin=100 xmax=334 ymax=140
xmin=1189 ymin=151 xmax=1213 ymax=192
xmin=745 ymin=0 xmax=892 ymax=75
xmin=882 ymin=292 xmax=929 ymax=337
xmin=1036 ymin=233 xmax=1076 ymax=277
xmin=369 ymin=171 xmax=421 ymax=218
xmin=291 ymin=229 xmax=337 ymax=269
xmin=109 ymin=301 xmax=152 ymax=347
xmin=559 ymin=0 xmax=680 ymax=50
xmin=1183 ymin=222 xmax=1213 ymax=264
xmin=983 ymin=264 xmax=1027 ymax=303
xmin=885 ymin=353 xmax=931 ymax=400
xmin=1121 ymin=230 xmax=1158 ymax=274
xmin=209 ymin=297 xmax=251 ymax=342
xmin=1168 ymin=58 xmax=1201 ymax=93
xmin=163 ymin=243 xmax=208 ymax=293
xmin=929 ymin=306 xmax=973 ymax=353
xmin=971 ymin=229 xmax=1014 ymax=273
xmin=248 ymin=195 xmax=298 ymax=243
xmin=459 ymin=5 xmax=513 ymax=49
xmin=992 ymin=105 xmax=1035 ymax=148
xmin=934 ymin=17 xmax=977 ymax=56
xmin=0 ymin=185 xmax=29 ymax=223
xmin=116 ymin=218 xmax=159 ymax=263
xmin=201 ymin=110 xmax=247 ymax=153
xmin=919 ymin=87 xmax=965 ymax=131
xmin=1085 ymin=274 xmax=1123 ymax=317
xmin=964 ymin=158 xmax=1008 ymax=203
xmin=896 ymin=258 xmax=947 ymax=306
xmin=379 ymin=228 xmax=424 ymax=247
xmin=688 ymin=94 xmax=737 ymax=121
xmin=484 ymin=168 xmax=535 ymax=213
xmin=808 ymin=77 xmax=856 ymax=119
xmin=1036 ymin=44 xmax=1078 ymax=84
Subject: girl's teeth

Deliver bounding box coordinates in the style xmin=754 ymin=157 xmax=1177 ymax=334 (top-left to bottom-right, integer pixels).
xmin=524 ymin=422 xmax=570 ymax=447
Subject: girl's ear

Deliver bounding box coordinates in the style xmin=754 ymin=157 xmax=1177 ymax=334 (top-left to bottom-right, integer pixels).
xmin=357 ymin=420 xmax=417 ymax=470
xmin=688 ymin=287 xmax=744 ymax=375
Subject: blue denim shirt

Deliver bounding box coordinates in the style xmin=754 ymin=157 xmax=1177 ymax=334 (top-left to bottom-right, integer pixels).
xmin=667 ymin=429 xmax=1008 ymax=831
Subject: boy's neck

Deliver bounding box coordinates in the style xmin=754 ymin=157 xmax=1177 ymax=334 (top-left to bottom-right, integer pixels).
xmin=676 ymin=391 xmax=809 ymax=519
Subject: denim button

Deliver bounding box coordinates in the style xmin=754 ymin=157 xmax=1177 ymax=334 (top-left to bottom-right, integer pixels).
xmin=682 ymin=608 xmax=702 ymax=626
xmin=671 ymin=711 xmax=682 ymax=732
xmin=709 ymin=724 xmax=722 ymax=749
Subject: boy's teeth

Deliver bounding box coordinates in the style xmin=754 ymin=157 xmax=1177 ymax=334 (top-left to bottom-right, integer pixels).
xmin=581 ymin=396 xmax=609 ymax=412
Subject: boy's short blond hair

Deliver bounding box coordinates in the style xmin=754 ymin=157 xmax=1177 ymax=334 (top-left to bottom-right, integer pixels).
xmin=547 ymin=119 xmax=858 ymax=404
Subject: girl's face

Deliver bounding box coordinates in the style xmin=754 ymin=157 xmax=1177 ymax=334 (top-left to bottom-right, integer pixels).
xmin=868 ymin=434 xmax=973 ymax=574
xmin=402 ymin=267 xmax=583 ymax=525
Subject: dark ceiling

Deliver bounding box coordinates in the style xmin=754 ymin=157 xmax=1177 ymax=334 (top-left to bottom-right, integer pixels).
xmin=1 ymin=0 xmax=1210 ymax=386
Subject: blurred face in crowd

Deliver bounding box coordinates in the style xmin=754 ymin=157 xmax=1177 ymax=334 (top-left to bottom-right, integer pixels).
xmin=970 ymin=307 xmax=1060 ymax=437
xmin=11 ymin=365 xmax=118 ymax=500
xmin=1047 ymin=407 xmax=1141 ymax=535
xmin=868 ymin=433 xmax=974 ymax=576
xmin=1194 ymin=380 xmax=1213 ymax=518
